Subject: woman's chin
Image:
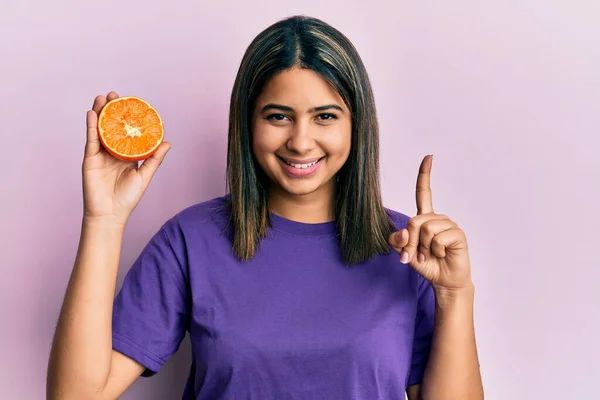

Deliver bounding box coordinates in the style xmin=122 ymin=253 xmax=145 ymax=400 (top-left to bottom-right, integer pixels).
xmin=275 ymin=176 xmax=335 ymax=198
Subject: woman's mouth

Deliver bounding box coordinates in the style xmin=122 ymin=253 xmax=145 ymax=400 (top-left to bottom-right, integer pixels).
xmin=277 ymin=156 xmax=324 ymax=178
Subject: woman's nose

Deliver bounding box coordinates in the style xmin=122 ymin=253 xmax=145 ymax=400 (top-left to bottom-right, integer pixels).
xmin=286 ymin=120 xmax=315 ymax=155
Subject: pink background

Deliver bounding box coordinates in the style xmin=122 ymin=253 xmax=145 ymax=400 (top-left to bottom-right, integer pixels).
xmin=1 ymin=1 xmax=598 ymax=399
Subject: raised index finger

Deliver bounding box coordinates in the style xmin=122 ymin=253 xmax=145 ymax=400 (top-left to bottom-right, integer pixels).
xmin=416 ymin=154 xmax=434 ymax=215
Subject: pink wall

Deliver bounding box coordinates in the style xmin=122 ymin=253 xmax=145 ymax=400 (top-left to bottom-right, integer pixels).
xmin=2 ymin=1 xmax=598 ymax=399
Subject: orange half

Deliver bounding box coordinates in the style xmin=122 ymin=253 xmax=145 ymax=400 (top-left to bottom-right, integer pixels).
xmin=97 ymin=96 xmax=164 ymax=161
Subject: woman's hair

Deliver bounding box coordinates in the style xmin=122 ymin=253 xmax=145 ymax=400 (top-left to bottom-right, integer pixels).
xmin=225 ymin=15 xmax=395 ymax=265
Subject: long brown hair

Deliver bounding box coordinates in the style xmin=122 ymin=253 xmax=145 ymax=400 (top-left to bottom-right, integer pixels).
xmin=226 ymin=15 xmax=395 ymax=265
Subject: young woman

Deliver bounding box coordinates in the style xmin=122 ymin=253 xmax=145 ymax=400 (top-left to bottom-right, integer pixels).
xmin=47 ymin=15 xmax=483 ymax=400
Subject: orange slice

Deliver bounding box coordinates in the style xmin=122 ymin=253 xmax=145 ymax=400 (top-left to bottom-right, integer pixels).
xmin=97 ymin=96 xmax=164 ymax=161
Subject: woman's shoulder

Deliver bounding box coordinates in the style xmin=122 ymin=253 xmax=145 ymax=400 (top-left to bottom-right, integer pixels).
xmin=384 ymin=207 xmax=412 ymax=231
xmin=176 ymin=195 xmax=230 ymax=219
xmin=159 ymin=195 xmax=231 ymax=239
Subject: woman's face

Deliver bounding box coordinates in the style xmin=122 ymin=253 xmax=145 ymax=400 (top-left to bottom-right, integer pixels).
xmin=252 ymin=67 xmax=352 ymax=201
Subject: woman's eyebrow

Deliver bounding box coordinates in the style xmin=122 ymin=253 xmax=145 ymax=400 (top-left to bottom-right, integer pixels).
xmin=260 ymin=104 xmax=294 ymax=113
xmin=310 ymin=104 xmax=343 ymax=113
xmin=260 ymin=103 xmax=344 ymax=113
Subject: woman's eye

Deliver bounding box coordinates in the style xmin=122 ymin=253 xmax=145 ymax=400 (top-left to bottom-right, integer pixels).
xmin=317 ymin=113 xmax=337 ymax=121
xmin=266 ymin=113 xmax=289 ymax=121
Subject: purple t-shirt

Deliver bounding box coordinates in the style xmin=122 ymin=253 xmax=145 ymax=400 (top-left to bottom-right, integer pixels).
xmin=112 ymin=196 xmax=434 ymax=399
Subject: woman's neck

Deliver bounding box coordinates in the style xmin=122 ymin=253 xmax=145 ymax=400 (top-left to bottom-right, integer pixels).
xmin=268 ymin=184 xmax=335 ymax=223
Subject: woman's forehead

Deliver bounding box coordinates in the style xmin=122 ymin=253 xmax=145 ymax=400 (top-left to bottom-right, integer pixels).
xmin=256 ymin=68 xmax=346 ymax=111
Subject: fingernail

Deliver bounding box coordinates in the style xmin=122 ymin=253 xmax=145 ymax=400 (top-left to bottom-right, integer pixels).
xmin=418 ymin=252 xmax=425 ymax=263
xmin=400 ymin=251 xmax=409 ymax=264
xmin=398 ymin=231 xmax=406 ymax=243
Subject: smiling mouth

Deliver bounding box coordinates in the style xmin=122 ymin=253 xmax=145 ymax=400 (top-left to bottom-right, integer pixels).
xmin=277 ymin=156 xmax=324 ymax=169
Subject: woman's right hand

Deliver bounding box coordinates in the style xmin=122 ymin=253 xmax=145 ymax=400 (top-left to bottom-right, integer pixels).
xmin=82 ymin=91 xmax=171 ymax=225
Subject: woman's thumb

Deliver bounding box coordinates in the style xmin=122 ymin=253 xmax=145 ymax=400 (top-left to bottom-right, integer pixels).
xmin=138 ymin=142 xmax=171 ymax=183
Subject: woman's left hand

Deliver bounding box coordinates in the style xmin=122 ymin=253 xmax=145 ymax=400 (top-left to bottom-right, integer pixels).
xmin=389 ymin=155 xmax=473 ymax=292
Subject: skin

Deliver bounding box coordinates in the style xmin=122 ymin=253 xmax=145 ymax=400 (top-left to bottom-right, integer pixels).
xmin=47 ymin=69 xmax=483 ymax=399
xmin=252 ymin=67 xmax=352 ymax=223
xmin=46 ymin=92 xmax=158 ymax=399
xmin=390 ymin=156 xmax=484 ymax=399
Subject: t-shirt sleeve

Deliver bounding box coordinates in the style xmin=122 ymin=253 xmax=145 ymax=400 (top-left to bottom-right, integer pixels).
xmin=407 ymin=275 xmax=435 ymax=387
xmin=111 ymin=220 xmax=189 ymax=377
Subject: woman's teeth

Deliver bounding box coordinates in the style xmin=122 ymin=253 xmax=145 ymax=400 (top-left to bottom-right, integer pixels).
xmin=284 ymin=159 xmax=319 ymax=169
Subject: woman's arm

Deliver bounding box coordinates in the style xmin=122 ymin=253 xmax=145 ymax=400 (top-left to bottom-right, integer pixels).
xmin=46 ymin=218 xmax=144 ymax=400
xmin=414 ymin=284 xmax=483 ymax=400
xmin=390 ymin=156 xmax=484 ymax=400
xmin=47 ymin=92 xmax=171 ymax=399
